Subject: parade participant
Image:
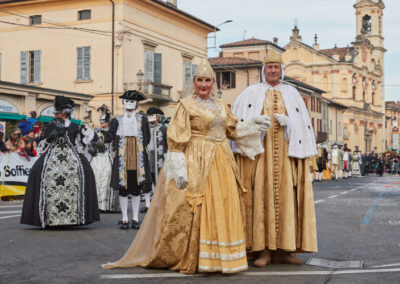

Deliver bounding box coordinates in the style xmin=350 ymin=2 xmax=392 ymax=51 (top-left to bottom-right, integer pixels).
xmin=343 ymin=144 xmax=352 ymax=179
xmin=141 ymin=107 xmax=168 ymax=213
xmin=232 ymin=50 xmax=318 ymax=267
xmin=102 ymin=58 xmax=270 ymax=274
xmin=352 ymin=150 xmax=362 ymax=177
xmin=21 ymin=96 xmax=100 ymax=228
xmin=316 ymin=144 xmax=328 ymax=182
xmin=101 ymin=90 xmax=153 ymax=230
xmin=90 ymin=105 xmax=119 ymax=212
xmin=331 ymin=144 xmax=343 ymax=180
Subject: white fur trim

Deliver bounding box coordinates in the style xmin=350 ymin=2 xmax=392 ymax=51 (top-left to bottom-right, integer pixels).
xmin=234 ymin=120 xmax=264 ymax=160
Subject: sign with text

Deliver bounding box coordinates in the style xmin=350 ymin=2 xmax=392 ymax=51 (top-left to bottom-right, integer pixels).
xmin=0 ymin=152 xmax=37 ymax=197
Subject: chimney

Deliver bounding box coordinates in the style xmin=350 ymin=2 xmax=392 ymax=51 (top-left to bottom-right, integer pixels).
xmin=345 ymin=46 xmax=352 ymax=61
xmin=313 ymin=34 xmax=319 ymax=51
xmin=290 ymin=25 xmax=302 ymax=42
xmin=332 ymin=44 xmax=340 ymax=61
xmin=273 ymin=37 xmax=278 ymax=45
xmin=166 ymin=0 xmax=177 ymax=7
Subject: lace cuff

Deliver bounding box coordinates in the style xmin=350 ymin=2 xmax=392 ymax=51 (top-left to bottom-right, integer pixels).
xmin=36 ymin=139 xmax=50 ymax=157
xmin=235 ymin=120 xmax=264 ymax=160
xmin=81 ymin=126 xmax=95 ymax=145
xmin=164 ymin=151 xmax=188 ymax=183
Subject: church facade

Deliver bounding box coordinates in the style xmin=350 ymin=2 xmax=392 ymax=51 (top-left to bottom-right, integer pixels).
xmin=283 ymin=0 xmax=386 ymax=153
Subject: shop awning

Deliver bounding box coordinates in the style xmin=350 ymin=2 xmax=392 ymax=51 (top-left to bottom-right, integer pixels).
xmin=38 ymin=116 xmax=83 ymax=125
xmin=0 ymin=113 xmax=27 ymax=120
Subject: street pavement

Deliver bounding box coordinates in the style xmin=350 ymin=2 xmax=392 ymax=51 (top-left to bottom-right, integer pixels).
xmin=1 ymin=174 xmax=400 ymax=283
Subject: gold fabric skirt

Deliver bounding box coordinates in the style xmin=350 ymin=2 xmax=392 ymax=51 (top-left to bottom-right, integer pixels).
xmin=102 ymin=145 xmax=247 ymax=274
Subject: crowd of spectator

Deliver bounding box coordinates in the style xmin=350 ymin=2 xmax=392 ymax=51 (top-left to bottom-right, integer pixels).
xmin=0 ymin=111 xmax=44 ymax=161
xmin=361 ymin=152 xmax=400 ymax=176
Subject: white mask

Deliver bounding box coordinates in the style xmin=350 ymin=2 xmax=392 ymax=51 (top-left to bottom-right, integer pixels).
xmin=123 ymin=99 xmax=137 ymax=110
xmin=148 ymin=115 xmax=157 ymax=123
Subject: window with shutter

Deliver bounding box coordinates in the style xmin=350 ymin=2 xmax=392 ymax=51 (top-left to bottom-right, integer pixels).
xmin=153 ymin=53 xmax=162 ymax=94
xmin=30 ymin=15 xmax=41 ymax=25
xmin=183 ymin=61 xmax=192 ymax=88
xmin=144 ymin=49 xmax=154 ymax=93
xmin=33 ymin=50 xmax=41 ymax=83
xmin=78 ymin=10 xmax=91 ymax=21
xmin=20 ymin=51 xmax=28 ymax=84
xmin=191 ymin=64 xmax=198 ymax=79
xmin=77 ymin=46 xmax=90 ymax=81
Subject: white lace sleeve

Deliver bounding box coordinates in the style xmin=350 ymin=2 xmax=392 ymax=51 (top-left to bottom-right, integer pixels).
xmin=164 ymin=151 xmax=188 ymax=183
xmin=234 ymin=120 xmax=264 ymax=160
xmin=36 ymin=139 xmax=50 ymax=157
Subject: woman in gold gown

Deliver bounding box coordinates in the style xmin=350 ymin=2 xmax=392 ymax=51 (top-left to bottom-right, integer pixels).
xmin=102 ymin=59 xmax=270 ymax=274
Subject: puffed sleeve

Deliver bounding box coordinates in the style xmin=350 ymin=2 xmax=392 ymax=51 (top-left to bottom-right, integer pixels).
xmin=224 ymin=103 xmax=238 ymax=140
xmin=167 ymin=101 xmax=191 ymax=152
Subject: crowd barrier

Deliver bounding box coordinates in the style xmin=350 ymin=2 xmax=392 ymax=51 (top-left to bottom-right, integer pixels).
xmin=0 ymin=152 xmax=37 ymax=198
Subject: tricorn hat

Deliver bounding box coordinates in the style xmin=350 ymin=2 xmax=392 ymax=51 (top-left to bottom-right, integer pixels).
xmin=119 ymin=90 xmax=146 ymax=101
xmin=97 ymin=104 xmax=111 ymax=123
xmin=54 ymin=96 xmax=74 ymax=112
xmin=146 ymin=107 xmax=164 ymax=116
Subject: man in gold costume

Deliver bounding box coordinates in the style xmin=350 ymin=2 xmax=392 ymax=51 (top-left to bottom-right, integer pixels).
xmin=232 ymin=50 xmax=318 ymax=267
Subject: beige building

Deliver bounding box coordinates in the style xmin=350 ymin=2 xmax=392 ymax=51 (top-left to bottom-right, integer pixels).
xmin=0 ymin=0 xmax=215 ymax=125
xmin=385 ymin=101 xmax=400 ymax=151
xmin=283 ymin=0 xmax=386 ymax=153
xmin=0 ymin=80 xmax=93 ymax=136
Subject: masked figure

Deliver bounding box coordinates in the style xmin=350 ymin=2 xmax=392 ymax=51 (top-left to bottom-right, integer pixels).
xmin=100 ymin=90 xmax=152 ymax=230
xmin=21 ymin=96 xmax=100 ymax=228
xmin=90 ymin=105 xmax=119 ymax=212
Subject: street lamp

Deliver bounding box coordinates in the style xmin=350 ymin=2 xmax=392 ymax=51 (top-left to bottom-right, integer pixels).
xmin=210 ymin=20 xmax=233 ymax=50
xmin=136 ymin=69 xmax=144 ymax=90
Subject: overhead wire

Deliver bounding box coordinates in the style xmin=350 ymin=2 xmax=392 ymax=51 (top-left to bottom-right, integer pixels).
xmin=0 ymin=6 xmax=112 ymax=36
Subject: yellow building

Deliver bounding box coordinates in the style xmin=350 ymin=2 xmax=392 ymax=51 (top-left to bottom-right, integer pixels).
xmin=385 ymin=101 xmax=400 ymax=151
xmin=283 ymin=0 xmax=386 ymax=153
xmin=0 ymin=0 xmax=215 ymax=125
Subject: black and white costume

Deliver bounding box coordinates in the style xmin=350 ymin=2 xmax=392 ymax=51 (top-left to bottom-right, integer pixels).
xmin=102 ymin=90 xmax=152 ymax=230
xmin=147 ymin=107 xmax=167 ymax=182
xmin=21 ymin=96 xmax=100 ymax=228
xmin=316 ymin=145 xmax=328 ymax=181
xmin=90 ymin=105 xmax=119 ymax=212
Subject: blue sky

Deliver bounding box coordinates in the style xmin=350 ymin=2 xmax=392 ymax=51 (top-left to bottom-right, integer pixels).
xmin=179 ymin=0 xmax=399 ymax=101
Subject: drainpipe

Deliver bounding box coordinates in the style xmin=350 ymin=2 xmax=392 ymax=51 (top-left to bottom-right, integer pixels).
xmin=110 ymin=0 xmax=115 ymax=115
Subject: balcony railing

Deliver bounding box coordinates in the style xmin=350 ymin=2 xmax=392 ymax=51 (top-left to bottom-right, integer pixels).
xmin=123 ymin=81 xmax=174 ymax=104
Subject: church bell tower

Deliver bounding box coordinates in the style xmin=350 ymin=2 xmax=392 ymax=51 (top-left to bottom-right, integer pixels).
xmin=354 ymin=0 xmax=385 ymax=48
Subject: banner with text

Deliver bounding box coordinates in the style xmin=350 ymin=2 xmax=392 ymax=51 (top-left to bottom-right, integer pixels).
xmin=0 ymin=152 xmax=37 ymax=197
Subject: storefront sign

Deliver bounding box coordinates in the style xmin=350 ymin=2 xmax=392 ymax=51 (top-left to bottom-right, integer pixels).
xmin=0 ymin=99 xmax=18 ymax=113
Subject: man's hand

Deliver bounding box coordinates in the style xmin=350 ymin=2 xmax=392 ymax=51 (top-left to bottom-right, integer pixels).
xmin=274 ymin=114 xmax=290 ymax=127
xmin=252 ymin=115 xmax=271 ymax=132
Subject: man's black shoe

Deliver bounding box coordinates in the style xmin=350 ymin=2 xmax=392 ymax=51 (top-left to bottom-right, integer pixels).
xmin=140 ymin=207 xmax=149 ymax=213
xmin=131 ymin=220 xmax=141 ymax=230
xmin=120 ymin=221 xmax=129 ymax=230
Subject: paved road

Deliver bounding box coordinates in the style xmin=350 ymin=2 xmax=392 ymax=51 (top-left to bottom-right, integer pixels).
xmin=1 ymin=175 xmax=400 ymax=283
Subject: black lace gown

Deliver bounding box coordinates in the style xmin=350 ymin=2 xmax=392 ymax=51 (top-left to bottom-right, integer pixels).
xmin=21 ymin=119 xmax=100 ymax=228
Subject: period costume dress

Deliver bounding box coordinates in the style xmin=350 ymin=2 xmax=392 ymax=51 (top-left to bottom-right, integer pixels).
xmin=352 ymin=151 xmax=362 ymax=177
xmin=90 ymin=105 xmax=119 ymax=212
xmin=103 ymin=59 xmax=268 ymax=274
xmin=232 ymin=51 xmax=318 ymax=258
xmin=21 ymin=96 xmax=100 ymax=228
xmin=101 ymin=90 xmax=152 ymax=229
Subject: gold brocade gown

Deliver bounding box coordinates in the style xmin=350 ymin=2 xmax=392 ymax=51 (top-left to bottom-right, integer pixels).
xmin=236 ymin=89 xmax=318 ymax=253
xmin=103 ymin=96 xmax=247 ymax=274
